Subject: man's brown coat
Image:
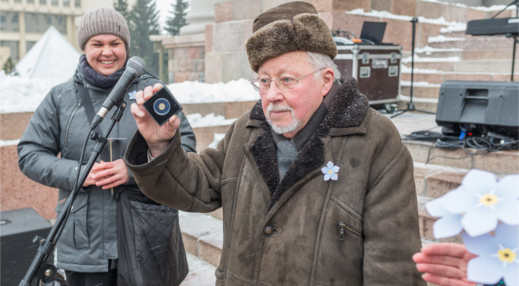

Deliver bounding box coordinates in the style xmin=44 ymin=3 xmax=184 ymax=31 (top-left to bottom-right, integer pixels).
xmin=126 ymin=77 xmax=426 ymax=286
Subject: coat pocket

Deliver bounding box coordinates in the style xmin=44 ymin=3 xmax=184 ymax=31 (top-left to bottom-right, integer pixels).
xmin=314 ymin=196 xmax=363 ymax=286
xmin=118 ymin=199 xmax=188 ymax=286
xmin=55 ymin=192 xmax=90 ymax=253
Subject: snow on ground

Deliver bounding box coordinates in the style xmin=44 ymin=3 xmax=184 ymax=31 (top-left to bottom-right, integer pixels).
xmin=428 ymin=35 xmax=466 ymax=43
xmin=0 ymin=72 xmax=63 ymax=113
xmin=167 ymin=79 xmax=260 ymax=104
xmin=208 ymin=133 xmax=226 ymax=149
xmin=186 ymin=113 xmax=237 ymax=128
xmin=0 ymin=139 xmax=20 ymax=146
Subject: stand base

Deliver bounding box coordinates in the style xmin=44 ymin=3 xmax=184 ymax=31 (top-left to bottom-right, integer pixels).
xmin=390 ymin=102 xmax=436 ymax=118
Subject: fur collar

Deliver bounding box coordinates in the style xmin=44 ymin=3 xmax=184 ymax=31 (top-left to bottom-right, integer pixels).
xmin=249 ymin=77 xmax=369 ymax=212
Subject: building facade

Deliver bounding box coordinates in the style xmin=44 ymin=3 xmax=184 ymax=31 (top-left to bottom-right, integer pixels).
xmin=0 ymin=0 xmax=134 ymax=64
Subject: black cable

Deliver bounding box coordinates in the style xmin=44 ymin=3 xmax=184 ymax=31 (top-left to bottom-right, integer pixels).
xmin=402 ymin=129 xmax=518 ymax=164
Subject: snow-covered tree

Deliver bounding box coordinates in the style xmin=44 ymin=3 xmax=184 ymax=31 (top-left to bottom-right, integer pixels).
xmin=165 ymin=0 xmax=189 ymax=36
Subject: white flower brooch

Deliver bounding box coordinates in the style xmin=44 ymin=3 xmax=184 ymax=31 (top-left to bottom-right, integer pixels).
xmin=321 ymin=161 xmax=339 ymax=181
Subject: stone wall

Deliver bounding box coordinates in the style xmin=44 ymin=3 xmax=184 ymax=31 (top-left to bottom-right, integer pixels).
xmin=164 ymin=33 xmax=206 ymax=83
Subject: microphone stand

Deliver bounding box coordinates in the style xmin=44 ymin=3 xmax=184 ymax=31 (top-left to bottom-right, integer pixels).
xmin=19 ymin=101 xmax=128 ymax=286
xmin=391 ymin=17 xmax=436 ymax=118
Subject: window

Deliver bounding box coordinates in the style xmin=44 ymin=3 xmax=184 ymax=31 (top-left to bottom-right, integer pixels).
xmin=51 ymin=0 xmax=57 ymax=5
xmin=63 ymin=0 xmax=69 ymax=6
xmin=14 ymin=0 xmax=22 ymax=2
xmin=27 ymin=0 xmax=35 ymax=3
xmin=0 ymin=12 xmax=20 ymax=32
xmin=0 ymin=41 xmax=20 ymax=62
xmin=25 ymin=13 xmax=67 ymax=34
xmin=26 ymin=41 xmax=37 ymax=52
xmin=40 ymin=0 xmax=46 ymax=4
xmin=74 ymin=0 xmax=80 ymax=7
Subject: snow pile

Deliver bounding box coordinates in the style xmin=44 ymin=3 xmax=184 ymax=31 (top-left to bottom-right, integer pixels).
xmin=400 ymin=81 xmax=441 ymax=87
xmin=428 ymin=35 xmax=466 ymax=43
xmin=16 ymin=26 xmax=80 ymax=82
xmin=414 ymin=46 xmax=463 ymax=55
xmin=402 ymin=54 xmax=460 ymax=63
xmin=0 ymin=71 xmax=63 ymax=113
xmin=208 ymin=133 xmax=226 ymax=149
xmin=0 ymin=139 xmax=20 ymax=147
xmin=347 ymin=9 xmax=465 ymax=26
xmin=440 ymin=22 xmax=467 ymax=34
xmin=419 ymin=0 xmax=515 ymax=11
xmin=167 ymin=79 xmax=260 ymax=104
xmin=186 ymin=113 xmax=237 ymax=128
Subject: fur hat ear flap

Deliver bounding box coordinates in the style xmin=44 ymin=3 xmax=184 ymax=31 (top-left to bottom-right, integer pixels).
xmin=245 ymin=3 xmax=337 ymax=73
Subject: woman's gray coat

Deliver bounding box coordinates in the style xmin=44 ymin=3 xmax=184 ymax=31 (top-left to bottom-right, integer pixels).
xmin=17 ymin=67 xmax=196 ymax=272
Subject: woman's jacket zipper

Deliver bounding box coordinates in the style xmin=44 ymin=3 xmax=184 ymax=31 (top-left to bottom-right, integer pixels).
xmin=65 ymin=102 xmax=83 ymax=146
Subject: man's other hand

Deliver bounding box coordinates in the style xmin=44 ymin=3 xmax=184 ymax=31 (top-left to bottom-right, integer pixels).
xmin=131 ymin=83 xmax=180 ymax=157
xmin=413 ymin=243 xmax=477 ymax=286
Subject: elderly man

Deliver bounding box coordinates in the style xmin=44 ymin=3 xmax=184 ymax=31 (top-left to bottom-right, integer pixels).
xmin=125 ymin=2 xmax=425 ymax=285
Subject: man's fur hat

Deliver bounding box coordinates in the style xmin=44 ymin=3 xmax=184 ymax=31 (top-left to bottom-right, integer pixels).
xmin=245 ymin=1 xmax=337 ymax=73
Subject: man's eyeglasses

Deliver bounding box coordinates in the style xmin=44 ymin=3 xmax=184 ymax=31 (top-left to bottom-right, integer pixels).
xmin=250 ymin=68 xmax=324 ymax=93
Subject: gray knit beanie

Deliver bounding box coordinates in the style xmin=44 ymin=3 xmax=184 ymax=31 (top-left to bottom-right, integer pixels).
xmin=77 ymin=8 xmax=130 ymax=52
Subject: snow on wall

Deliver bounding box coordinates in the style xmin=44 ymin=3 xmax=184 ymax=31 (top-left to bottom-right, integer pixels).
xmin=0 ymin=76 xmax=260 ymax=114
xmin=428 ymin=35 xmax=466 ymax=43
xmin=186 ymin=113 xmax=237 ymax=128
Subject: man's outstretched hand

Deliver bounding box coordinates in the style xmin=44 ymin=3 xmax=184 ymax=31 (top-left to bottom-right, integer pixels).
xmin=131 ymin=83 xmax=180 ymax=158
xmin=413 ymin=243 xmax=477 ymax=286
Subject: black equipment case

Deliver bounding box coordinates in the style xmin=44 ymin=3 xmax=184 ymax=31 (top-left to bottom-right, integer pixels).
xmin=1 ymin=208 xmax=53 ymax=286
xmin=436 ymin=81 xmax=519 ymax=139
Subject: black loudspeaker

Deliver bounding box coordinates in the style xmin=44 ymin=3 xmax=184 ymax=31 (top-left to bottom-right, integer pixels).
xmin=436 ymin=81 xmax=519 ymax=139
xmin=1 ymin=208 xmax=53 ymax=286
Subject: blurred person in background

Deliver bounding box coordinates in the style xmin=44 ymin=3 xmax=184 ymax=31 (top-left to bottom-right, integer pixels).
xmin=17 ymin=8 xmax=195 ymax=286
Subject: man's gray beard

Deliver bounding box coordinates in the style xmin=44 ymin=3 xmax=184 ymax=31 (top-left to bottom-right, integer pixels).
xmin=266 ymin=104 xmax=302 ymax=135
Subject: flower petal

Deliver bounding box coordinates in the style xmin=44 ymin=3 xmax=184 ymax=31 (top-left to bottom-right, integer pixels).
xmin=495 ymin=223 xmax=519 ymax=250
xmin=327 ymin=161 xmax=334 ymax=169
xmin=330 ymin=173 xmax=338 ymax=181
xmin=495 ymin=200 xmax=519 ymax=226
xmin=503 ymin=262 xmax=519 ymax=286
xmin=332 ymin=166 xmax=340 ymax=173
xmin=324 ymin=173 xmax=331 ymax=181
xmin=467 ymin=256 xmax=504 ymax=285
xmin=321 ymin=167 xmax=329 ymax=174
xmin=463 ymin=232 xmax=498 ymax=256
xmin=462 ymin=209 xmax=499 ymax=237
xmin=495 ymin=174 xmax=519 ymax=199
xmin=433 ymin=214 xmax=463 ymax=239
xmin=440 ymin=188 xmax=473 ymax=214
xmin=462 ymin=169 xmax=497 ymax=194
xmin=425 ymin=198 xmax=451 ymax=217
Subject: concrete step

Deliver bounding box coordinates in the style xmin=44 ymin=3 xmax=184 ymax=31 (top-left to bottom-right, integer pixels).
xmin=401 ymin=85 xmax=440 ymax=99
xmin=413 ymin=162 xmax=467 ymax=199
xmin=416 ymin=49 xmax=519 ymax=60
xmin=401 ymin=71 xmax=518 ymax=84
xmin=178 ymin=211 xmax=223 ymax=267
xmin=181 ymin=253 xmax=217 ymax=286
xmin=397 ymin=96 xmax=438 ymax=113
xmin=428 ymin=34 xmax=517 ymax=50
xmin=404 ymin=60 xmax=519 ymax=73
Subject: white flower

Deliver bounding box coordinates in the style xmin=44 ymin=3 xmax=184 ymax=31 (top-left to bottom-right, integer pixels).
xmin=426 ymin=170 xmax=519 ymax=238
xmin=321 ymin=161 xmax=339 ymax=181
xmin=128 ymin=90 xmax=137 ymax=100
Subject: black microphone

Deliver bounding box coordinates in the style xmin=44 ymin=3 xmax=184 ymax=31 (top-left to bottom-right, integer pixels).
xmin=90 ymin=56 xmax=146 ymax=130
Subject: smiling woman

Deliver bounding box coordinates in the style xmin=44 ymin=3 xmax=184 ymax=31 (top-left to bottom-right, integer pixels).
xmin=84 ymin=35 xmax=126 ymax=76
xmin=17 ymin=7 xmax=195 ymax=286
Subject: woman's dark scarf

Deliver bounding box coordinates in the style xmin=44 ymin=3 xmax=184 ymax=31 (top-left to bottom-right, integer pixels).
xmin=80 ymin=54 xmax=127 ymax=89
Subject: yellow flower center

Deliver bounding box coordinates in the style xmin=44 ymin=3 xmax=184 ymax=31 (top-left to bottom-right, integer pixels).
xmin=497 ymin=248 xmax=517 ymax=263
xmin=479 ymin=193 xmax=499 ymax=207
xmin=328 ymin=170 xmax=333 ymax=174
